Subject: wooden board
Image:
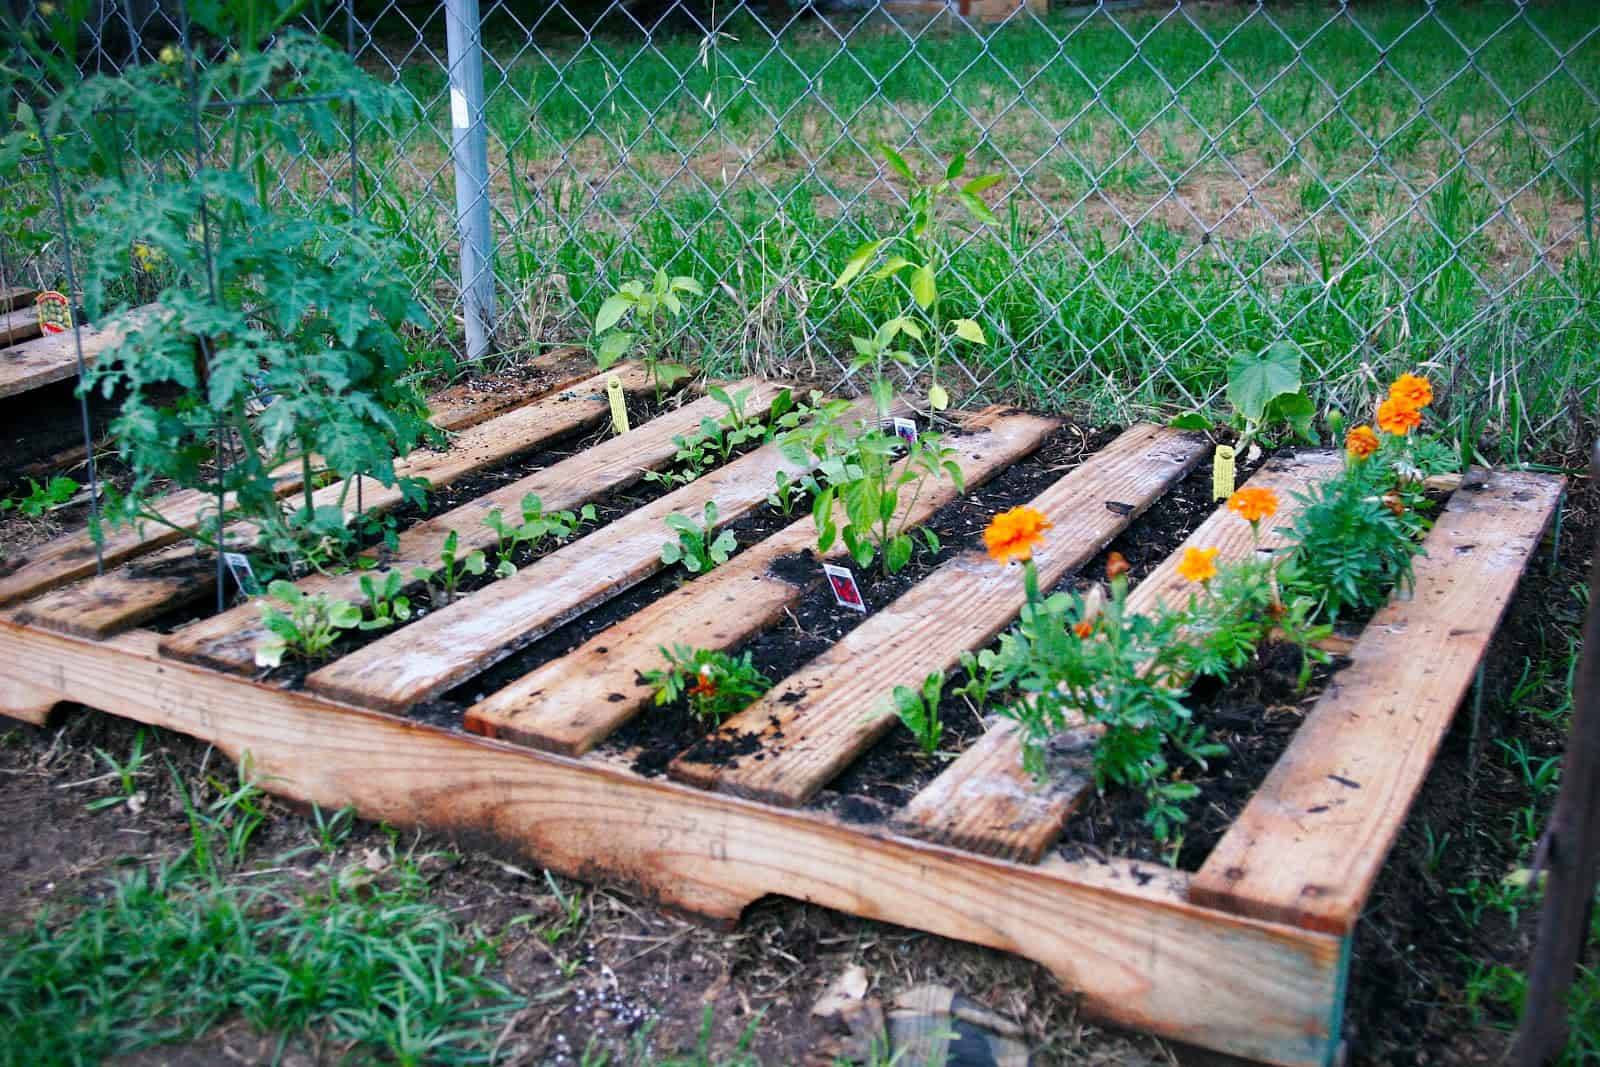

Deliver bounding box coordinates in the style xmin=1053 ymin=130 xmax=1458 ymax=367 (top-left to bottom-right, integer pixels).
xmin=304 ymin=398 xmax=883 ymax=714
xmin=667 ymin=425 xmax=1209 ymax=805
xmin=158 ymin=381 xmax=783 ymax=674
xmin=7 ymin=365 xmax=661 ymax=637
xmin=421 ymin=346 xmax=595 ymax=432
xmin=1190 ymin=468 xmax=1564 ymax=934
xmin=0 ymin=352 xmax=632 ymax=608
xmin=464 ymin=407 xmax=1062 ymax=754
xmin=893 ymin=450 xmax=1344 ymax=863
xmin=0 ymin=307 xmax=148 ymax=400
xmin=0 ymin=618 xmax=1347 ymax=1067
xmin=0 ymin=306 xmax=43 ymax=346
xmin=0 ymin=287 xmax=39 ymax=313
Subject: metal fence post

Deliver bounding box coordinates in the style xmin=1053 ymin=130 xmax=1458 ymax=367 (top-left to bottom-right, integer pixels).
xmin=444 ymin=0 xmax=495 ymax=363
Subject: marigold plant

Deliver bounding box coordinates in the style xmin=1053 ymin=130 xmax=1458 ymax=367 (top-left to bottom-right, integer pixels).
xmin=984 ymin=506 xmax=1052 ymax=565
xmin=1345 ymin=425 xmax=1380 ymax=459
xmin=1177 ymin=547 xmax=1219 ymax=583
xmin=1376 ymin=397 xmax=1423 ymax=436
xmin=1388 ymin=372 xmax=1433 ymax=411
xmin=1227 ymin=487 xmax=1278 ymax=525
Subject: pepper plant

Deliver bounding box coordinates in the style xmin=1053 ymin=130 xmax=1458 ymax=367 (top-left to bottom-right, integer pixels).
xmin=5 ymin=1 xmax=433 ymax=573
xmin=592 ymin=268 xmax=704 ymax=397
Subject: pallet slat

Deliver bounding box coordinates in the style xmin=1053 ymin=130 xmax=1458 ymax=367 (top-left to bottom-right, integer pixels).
xmin=159 ymin=381 xmax=783 ymax=673
xmin=7 ymin=365 xmax=660 ymax=637
xmin=892 ymin=451 xmax=1343 ymax=863
xmin=0 ymin=309 xmax=144 ymax=401
xmin=0 ymin=306 xmax=44 ymax=346
xmin=463 ymin=407 xmax=1061 ymax=754
xmin=0 ymin=620 xmax=1347 ymax=1067
xmin=0 ymin=351 xmax=626 ymax=608
xmin=0 ymin=287 xmax=39 ymax=313
xmin=1189 ymin=468 xmax=1564 ymax=934
xmin=304 ymin=397 xmax=882 ymax=713
xmin=666 ymin=425 xmax=1208 ymax=806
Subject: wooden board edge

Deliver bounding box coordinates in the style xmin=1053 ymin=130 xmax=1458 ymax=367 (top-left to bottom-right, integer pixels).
xmin=0 ymin=618 xmax=1344 ymax=1067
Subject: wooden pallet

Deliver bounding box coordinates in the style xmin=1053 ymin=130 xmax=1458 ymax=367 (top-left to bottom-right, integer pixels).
xmin=0 ymin=374 xmax=1564 ymax=1067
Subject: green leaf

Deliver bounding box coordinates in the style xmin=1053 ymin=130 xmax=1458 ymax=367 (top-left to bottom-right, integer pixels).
xmin=1265 ymin=390 xmax=1318 ymax=443
xmin=928 ymin=383 xmax=950 ymax=411
xmin=870 ymin=255 xmax=916 ymax=281
xmin=1168 ymin=412 xmax=1212 ymax=430
xmin=327 ymin=600 xmax=362 ymax=629
xmin=595 ymin=294 xmax=631 ymax=335
xmin=1227 ymin=341 xmax=1302 ymax=424
xmin=833 ymin=239 xmax=886 ymax=290
xmin=595 ymin=331 xmax=634 ymax=369
xmin=881 ymin=144 xmax=914 ymax=181
xmin=957 ymin=191 xmax=999 ymax=225
xmin=945 ymin=151 xmax=966 ymax=181
xmin=885 ymin=534 xmax=913 ymax=574
xmin=670 ymin=276 xmax=705 ymax=296
xmin=950 ymin=318 xmax=986 ymax=345
xmin=910 ymin=263 xmax=936 ymax=311
xmin=961 ymin=174 xmax=1003 ymax=196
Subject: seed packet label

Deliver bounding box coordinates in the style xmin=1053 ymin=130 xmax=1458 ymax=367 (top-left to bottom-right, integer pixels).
xmin=222 ymin=551 xmax=261 ymax=597
xmin=35 ymin=290 xmax=71 ymax=335
xmin=823 ymin=562 xmax=866 ymax=613
xmin=606 ymin=374 xmax=630 ymax=435
xmin=1212 ymin=444 xmax=1236 ymax=501
xmin=892 ymin=417 xmax=918 ymax=443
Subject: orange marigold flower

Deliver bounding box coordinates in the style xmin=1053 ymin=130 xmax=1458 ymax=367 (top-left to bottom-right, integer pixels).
xmin=1346 ymin=424 xmax=1380 ymax=459
xmin=1228 ymin=486 xmax=1279 ymax=524
xmin=1073 ymin=618 xmax=1095 ymax=639
xmin=1177 ymin=546 xmax=1219 ymax=584
xmin=1388 ymin=372 xmax=1433 ymax=411
xmin=687 ymin=670 xmax=718 ymax=699
xmin=1105 ymin=551 xmax=1130 ymax=580
xmin=984 ymin=505 xmax=1053 ymax=565
xmin=1376 ymin=397 xmax=1423 ymax=436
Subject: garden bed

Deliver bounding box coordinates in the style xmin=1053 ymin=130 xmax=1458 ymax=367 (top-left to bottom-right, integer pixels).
xmin=0 ymin=366 xmax=1565 ymax=1067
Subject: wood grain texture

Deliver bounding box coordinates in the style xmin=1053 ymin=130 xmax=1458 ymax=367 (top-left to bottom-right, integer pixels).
xmin=1191 ymin=468 xmax=1565 ymax=934
xmin=0 ymin=352 xmax=629 ymax=608
xmin=305 ymin=397 xmax=882 ymax=714
xmin=0 ymin=307 xmax=147 ymax=400
xmin=159 ymin=381 xmax=782 ymax=674
xmin=668 ymin=425 xmax=1210 ymax=805
xmin=8 ymin=365 xmax=659 ymax=637
xmin=893 ymin=450 xmax=1345 ymax=863
xmin=420 ymin=346 xmax=594 ymax=432
xmin=0 ymin=286 xmax=39 ymax=313
xmin=0 ymin=306 xmax=43 ymax=346
xmin=464 ymin=407 xmax=1061 ymax=754
xmin=0 ymin=618 xmax=1345 ymax=1066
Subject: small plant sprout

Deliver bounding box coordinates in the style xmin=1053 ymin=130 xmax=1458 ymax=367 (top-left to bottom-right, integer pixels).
xmin=356 ymin=570 xmax=412 ymax=631
xmin=482 ymin=493 xmax=594 ymax=576
xmin=660 ymin=501 xmax=737 ymax=574
xmin=85 ymin=729 xmax=150 ymax=813
xmin=411 ymin=530 xmax=487 ymax=605
xmin=1 ymin=475 xmax=80 ymax=517
xmin=642 ymin=645 xmax=772 ymax=722
xmin=592 ymin=267 xmax=706 ymax=397
xmin=254 ymin=580 xmax=362 ymax=668
xmin=888 ymin=671 xmax=947 ymax=756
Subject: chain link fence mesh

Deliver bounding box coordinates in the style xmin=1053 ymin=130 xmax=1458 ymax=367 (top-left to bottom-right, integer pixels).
xmin=8 ymin=0 xmax=1599 ymax=452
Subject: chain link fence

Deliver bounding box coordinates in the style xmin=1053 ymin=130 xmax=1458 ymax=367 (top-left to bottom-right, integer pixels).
xmin=8 ymin=0 xmax=1600 ymax=452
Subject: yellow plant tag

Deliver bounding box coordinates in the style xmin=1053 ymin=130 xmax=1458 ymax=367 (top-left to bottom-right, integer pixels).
xmin=928 ymin=383 xmax=949 ymax=411
xmin=606 ymin=375 xmax=629 ymax=434
xmin=1212 ymin=445 xmax=1236 ymax=501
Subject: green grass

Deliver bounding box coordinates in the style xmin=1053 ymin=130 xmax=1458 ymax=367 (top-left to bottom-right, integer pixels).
xmin=348 ymin=0 xmax=1600 ymax=456
xmin=0 ymin=768 xmax=520 ymax=1067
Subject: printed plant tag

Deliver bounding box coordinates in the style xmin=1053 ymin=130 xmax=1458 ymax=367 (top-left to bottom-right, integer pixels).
xmin=1212 ymin=444 xmax=1237 ymax=501
xmin=606 ymin=374 xmax=630 ymax=434
xmin=822 ymin=562 xmax=866 ymax=613
xmin=35 ymin=291 xmax=71 ymax=335
xmin=222 ymin=551 xmax=262 ymax=597
xmin=892 ymin=417 xmax=918 ymax=444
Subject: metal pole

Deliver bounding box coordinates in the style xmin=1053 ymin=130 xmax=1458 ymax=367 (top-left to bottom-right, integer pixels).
xmin=443 ymin=0 xmax=494 ymax=363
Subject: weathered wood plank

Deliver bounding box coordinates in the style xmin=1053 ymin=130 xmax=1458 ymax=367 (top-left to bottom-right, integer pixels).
xmin=892 ymin=451 xmax=1343 ymax=863
xmin=1190 ymin=468 xmax=1564 ymax=934
xmin=159 ymin=381 xmax=783 ymax=673
xmin=0 ymin=306 xmax=43 ymax=346
xmin=0 ymin=618 xmax=1346 ymax=1066
xmin=464 ymin=407 xmax=1061 ymax=754
xmin=305 ymin=398 xmax=882 ymax=714
xmin=8 ymin=366 xmax=660 ymax=637
xmin=0 ymin=287 xmax=39 ymax=313
xmin=0 ymin=353 xmax=632 ymax=608
xmin=667 ymin=425 xmax=1209 ymax=805
xmin=0 ymin=308 xmax=147 ymax=400
xmin=421 ymin=346 xmax=594 ymax=432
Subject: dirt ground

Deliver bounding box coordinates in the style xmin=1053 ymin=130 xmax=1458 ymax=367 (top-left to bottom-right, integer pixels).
xmin=0 ymin=394 xmax=1593 ymax=1065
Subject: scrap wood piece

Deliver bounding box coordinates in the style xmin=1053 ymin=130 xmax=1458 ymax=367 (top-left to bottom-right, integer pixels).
xmin=666 ymin=424 xmax=1209 ymax=805
xmin=0 ymin=353 xmax=640 ymax=608
xmin=1189 ymin=467 xmax=1565 ymax=934
xmin=159 ymin=380 xmax=782 ymax=673
xmin=463 ymin=407 xmax=1060 ymax=754
xmin=0 ymin=306 xmax=150 ymax=401
xmin=304 ymin=396 xmax=883 ymax=714
xmin=7 ymin=365 xmax=661 ymax=638
xmin=892 ymin=450 xmax=1343 ymax=864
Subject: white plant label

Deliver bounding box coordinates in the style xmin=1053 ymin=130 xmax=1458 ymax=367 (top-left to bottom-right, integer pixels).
xmin=222 ymin=551 xmax=262 ymax=597
xmin=822 ymin=562 xmax=866 ymax=613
